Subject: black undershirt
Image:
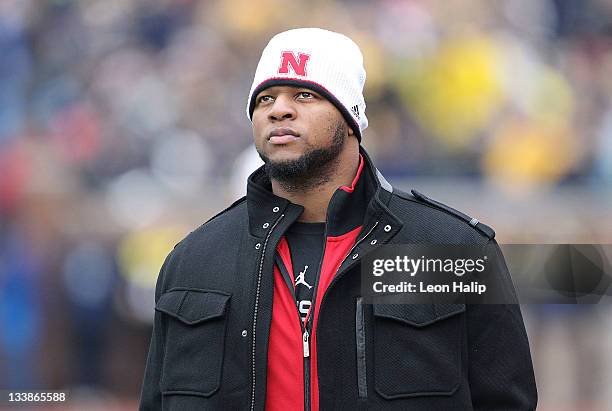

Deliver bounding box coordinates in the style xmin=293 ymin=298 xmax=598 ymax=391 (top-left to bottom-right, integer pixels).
xmin=285 ymin=222 xmax=326 ymax=321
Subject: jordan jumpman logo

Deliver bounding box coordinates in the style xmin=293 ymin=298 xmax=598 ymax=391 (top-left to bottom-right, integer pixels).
xmin=295 ymin=265 xmax=313 ymax=289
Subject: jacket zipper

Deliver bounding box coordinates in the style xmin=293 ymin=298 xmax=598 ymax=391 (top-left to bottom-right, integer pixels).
xmin=340 ymin=221 xmax=379 ymax=268
xmin=251 ymin=213 xmax=285 ymax=411
xmin=330 ymin=221 xmax=380 ymax=294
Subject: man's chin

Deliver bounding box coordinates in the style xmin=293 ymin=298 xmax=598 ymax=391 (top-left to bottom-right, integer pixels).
xmin=261 ymin=150 xmax=305 ymax=166
xmin=260 ymin=153 xmax=312 ymax=182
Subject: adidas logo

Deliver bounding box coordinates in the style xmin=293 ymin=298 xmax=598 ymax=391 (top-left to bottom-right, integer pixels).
xmin=351 ymin=105 xmax=360 ymax=119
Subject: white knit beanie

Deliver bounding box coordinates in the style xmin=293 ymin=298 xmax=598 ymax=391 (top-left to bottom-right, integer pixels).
xmin=246 ymin=28 xmax=368 ymax=141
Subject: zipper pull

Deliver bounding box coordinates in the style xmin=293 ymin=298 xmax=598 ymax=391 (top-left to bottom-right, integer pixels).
xmin=303 ymin=330 xmax=310 ymax=357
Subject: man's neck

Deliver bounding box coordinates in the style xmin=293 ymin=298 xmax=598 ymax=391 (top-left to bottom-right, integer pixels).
xmin=271 ymin=146 xmax=360 ymax=223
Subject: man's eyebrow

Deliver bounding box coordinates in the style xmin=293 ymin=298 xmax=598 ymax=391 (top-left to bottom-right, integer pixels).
xmin=256 ymin=92 xmax=273 ymax=100
xmin=259 ymin=88 xmax=281 ymax=96
xmin=296 ymin=88 xmax=319 ymax=95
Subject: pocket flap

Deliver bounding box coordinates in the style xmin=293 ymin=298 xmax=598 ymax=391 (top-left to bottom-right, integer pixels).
xmin=373 ymin=303 xmax=465 ymax=327
xmin=156 ymin=288 xmax=231 ymax=325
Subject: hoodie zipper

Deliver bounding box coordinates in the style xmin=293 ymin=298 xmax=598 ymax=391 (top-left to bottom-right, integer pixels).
xmin=303 ymin=326 xmax=311 ymax=411
xmin=274 ymin=252 xmax=314 ymax=411
xmin=302 ymin=221 xmax=376 ymax=410
xmin=303 ymin=327 xmax=311 ymax=409
xmin=302 ymin=222 xmax=329 ymax=411
xmin=251 ymin=213 xmax=285 ymax=411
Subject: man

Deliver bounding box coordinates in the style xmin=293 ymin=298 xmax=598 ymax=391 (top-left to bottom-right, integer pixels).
xmin=139 ymin=28 xmax=537 ymax=410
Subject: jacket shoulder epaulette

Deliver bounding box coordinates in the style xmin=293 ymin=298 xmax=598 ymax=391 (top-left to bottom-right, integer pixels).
xmin=403 ymin=189 xmax=496 ymax=240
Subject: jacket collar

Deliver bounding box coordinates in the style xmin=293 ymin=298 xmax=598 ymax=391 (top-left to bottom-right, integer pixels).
xmin=246 ymin=146 xmax=400 ymax=239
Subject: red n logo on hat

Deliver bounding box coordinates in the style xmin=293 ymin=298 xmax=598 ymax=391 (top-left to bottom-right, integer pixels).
xmin=278 ymin=51 xmax=310 ymax=77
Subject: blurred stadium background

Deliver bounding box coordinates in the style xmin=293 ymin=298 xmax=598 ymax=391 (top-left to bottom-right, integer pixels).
xmin=1 ymin=0 xmax=611 ymax=410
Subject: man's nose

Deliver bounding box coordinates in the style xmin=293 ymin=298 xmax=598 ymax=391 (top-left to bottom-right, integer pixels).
xmin=268 ymin=95 xmax=296 ymax=121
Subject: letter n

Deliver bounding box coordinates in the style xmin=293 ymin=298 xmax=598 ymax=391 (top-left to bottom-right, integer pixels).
xmin=278 ymin=51 xmax=310 ymax=77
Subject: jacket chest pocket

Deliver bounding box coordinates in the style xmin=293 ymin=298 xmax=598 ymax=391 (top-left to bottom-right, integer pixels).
xmin=372 ymin=303 xmax=465 ymax=399
xmin=156 ymin=288 xmax=231 ymax=396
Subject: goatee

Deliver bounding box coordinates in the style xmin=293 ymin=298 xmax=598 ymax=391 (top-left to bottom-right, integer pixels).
xmin=258 ymin=122 xmax=346 ymax=192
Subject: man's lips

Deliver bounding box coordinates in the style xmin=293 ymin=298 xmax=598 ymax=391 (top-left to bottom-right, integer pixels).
xmin=268 ymin=128 xmax=299 ymax=144
xmin=269 ymin=135 xmax=299 ymax=144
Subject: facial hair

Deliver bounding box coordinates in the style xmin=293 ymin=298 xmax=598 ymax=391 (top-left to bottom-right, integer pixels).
xmin=257 ymin=121 xmax=347 ymax=193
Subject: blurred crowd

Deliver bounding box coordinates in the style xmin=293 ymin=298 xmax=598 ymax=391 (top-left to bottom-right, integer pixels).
xmin=1 ymin=0 xmax=612 ymax=409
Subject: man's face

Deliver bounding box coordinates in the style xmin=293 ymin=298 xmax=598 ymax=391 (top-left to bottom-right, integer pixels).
xmin=252 ymin=85 xmax=352 ymax=187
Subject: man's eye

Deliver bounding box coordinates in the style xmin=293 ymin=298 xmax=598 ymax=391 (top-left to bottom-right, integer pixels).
xmin=258 ymin=95 xmax=273 ymax=104
xmin=298 ymin=92 xmax=313 ymax=99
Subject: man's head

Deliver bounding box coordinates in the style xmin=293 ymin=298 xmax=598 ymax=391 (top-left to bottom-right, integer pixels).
xmin=246 ymin=28 xmax=368 ymax=190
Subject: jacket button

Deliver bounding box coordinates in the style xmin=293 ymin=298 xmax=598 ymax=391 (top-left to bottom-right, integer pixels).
xmin=262 ymin=222 xmax=270 ymax=229
xmin=241 ymin=330 xmax=248 ymax=337
xmin=272 ymin=206 xmax=280 ymax=212
xmin=370 ymin=239 xmax=377 ymax=245
xmin=352 ymin=253 xmax=359 ymax=259
xmin=384 ymin=224 xmax=391 ymax=232
xmin=255 ymin=243 xmax=261 ymax=250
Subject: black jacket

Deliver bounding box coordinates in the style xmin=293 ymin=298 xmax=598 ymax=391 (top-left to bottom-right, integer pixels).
xmin=139 ymin=148 xmax=537 ymax=410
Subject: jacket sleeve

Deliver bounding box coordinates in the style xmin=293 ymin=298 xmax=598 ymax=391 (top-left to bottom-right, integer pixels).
xmin=467 ymin=239 xmax=538 ymax=410
xmin=139 ymin=253 xmax=171 ymax=411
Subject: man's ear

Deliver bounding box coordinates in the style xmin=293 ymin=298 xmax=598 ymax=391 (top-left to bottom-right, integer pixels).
xmin=348 ymin=126 xmax=355 ymax=137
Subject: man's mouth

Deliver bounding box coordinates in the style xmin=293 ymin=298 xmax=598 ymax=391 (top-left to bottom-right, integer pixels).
xmin=268 ymin=128 xmax=300 ymax=144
